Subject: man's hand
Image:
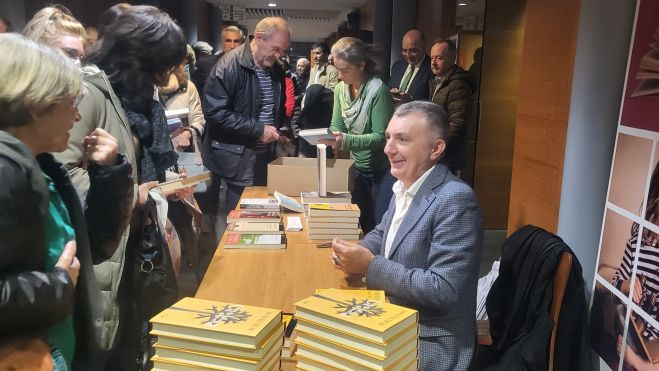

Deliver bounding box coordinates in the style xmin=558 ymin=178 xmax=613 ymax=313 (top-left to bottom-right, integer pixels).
xmin=261 ymin=125 xmax=280 ymax=144
xmin=331 ymin=238 xmax=374 ymax=275
xmin=277 ymin=135 xmax=292 ymax=145
xmin=82 ymin=128 xmax=118 ymax=168
xmin=398 ymin=92 xmax=412 ymax=103
xmin=173 ymin=130 xmax=192 ymax=150
xmin=137 ymin=181 xmax=158 ymax=207
xmin=55 ymin=241 xmax=80 ymax=287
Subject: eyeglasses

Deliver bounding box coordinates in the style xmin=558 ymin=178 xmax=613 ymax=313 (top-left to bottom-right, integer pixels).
xmin=73 ymin=89 xmax=86 ymax=108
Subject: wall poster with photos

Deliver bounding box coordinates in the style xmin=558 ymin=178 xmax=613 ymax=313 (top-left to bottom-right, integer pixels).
xmin=591 ymin=0 xmax=659 ymax=370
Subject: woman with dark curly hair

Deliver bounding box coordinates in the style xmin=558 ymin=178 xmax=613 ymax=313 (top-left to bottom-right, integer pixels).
xmin=53 ymin=4 xmax=187 ymax=369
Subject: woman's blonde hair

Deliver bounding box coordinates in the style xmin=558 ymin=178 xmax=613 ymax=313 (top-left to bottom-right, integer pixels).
xmin=23 ymin=5 xmax=86 ymax=46
xmin=0 ymin=33 xmax=81 ymax=128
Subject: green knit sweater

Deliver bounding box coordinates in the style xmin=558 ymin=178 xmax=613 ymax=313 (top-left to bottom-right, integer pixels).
xmin=329 ymin=80 xmax=394 ymax=172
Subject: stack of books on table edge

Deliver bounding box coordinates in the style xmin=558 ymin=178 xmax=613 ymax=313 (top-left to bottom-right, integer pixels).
xmin=300 ymin=191 xmax=352 ymax=206
xmin=227 ymin=209 xmax=282 ymax=224
xmin=149 ymin=297 xmax=284 ymax=371
xmin=307 ymin=203 xmax=361 ymax=241
xmin=294 ymin=289 xmax=419 ymax=371
xmin=224 ymin=233 xmax=286 ymax=250
xmin=239 ymin=197 xmax=280 ymax=211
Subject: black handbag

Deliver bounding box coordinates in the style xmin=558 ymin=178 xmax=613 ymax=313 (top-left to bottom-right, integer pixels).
xmin=133 ymin=195 xmax=178 ymax=318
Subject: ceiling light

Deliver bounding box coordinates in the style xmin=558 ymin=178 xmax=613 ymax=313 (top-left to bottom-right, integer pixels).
xmin=268 ymin=3 xmax=277 ymax=6
xmin=458 ymin=2 xmax=467 ymax=5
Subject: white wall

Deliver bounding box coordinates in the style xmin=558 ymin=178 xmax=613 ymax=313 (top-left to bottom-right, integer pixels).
xmin=558 ymin=0 xmax=635 ymax=295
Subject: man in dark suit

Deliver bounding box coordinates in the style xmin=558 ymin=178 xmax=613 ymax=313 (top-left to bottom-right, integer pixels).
xmin=388 ymin=29 xmax=433 ymax=103
xmin=331 ymin=101 xmax=483 ymax=370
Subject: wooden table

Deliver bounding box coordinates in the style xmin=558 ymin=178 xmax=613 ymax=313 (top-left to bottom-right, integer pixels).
xmin=195 ymin=187 xmax=364 ymax=314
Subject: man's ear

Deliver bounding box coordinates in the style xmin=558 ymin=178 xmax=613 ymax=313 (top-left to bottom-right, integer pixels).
xmin=431 ymin=139 xmax=446 ymax=162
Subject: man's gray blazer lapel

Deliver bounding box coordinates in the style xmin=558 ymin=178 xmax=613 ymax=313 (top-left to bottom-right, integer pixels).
xmin=387 ymin=165 xmax=448 ymax=259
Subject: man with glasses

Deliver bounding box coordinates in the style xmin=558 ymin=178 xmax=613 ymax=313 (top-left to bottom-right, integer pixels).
xmin=388 ymin=29 xmax=432 ymax=103
xmin=201 ymin=17 xmax=291 ymax=245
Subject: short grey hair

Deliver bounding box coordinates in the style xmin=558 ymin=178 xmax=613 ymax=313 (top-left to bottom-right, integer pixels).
xmin=0 ymin=33 xmax=81 ymax=129
xmin=331 ymin=37 xmax=376 ymax=76
xmin=393 ymin=101 xmax=449 ymax=143
xmin=253 ymin=17 xmax=290 ymax=39
xmin=222 ymin=25 xmax=245 ymax=43
xmin=297 ymin=57 xmax=309 ymax=66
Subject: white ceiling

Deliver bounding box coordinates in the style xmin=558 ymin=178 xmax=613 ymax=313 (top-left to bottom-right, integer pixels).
xmin=207 ymin=0 xmax=368 ymax=42
xmin=207 ymin=0 xmax=487 ymax=42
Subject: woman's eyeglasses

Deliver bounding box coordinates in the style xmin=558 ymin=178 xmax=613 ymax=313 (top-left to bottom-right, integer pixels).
xmin=73 ymin=89 xmax=86 ymax=108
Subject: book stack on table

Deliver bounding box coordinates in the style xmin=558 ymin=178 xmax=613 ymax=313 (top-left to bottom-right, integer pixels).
xmin=294 ymin=289 xmax=419 ymax=371
xmin=307 ymin=204 xmax=361 ymax=241
xmin=225 ymin=198 xmax=286 ymax=249
xmin=149 ymin=297 xmax=284 ymax=371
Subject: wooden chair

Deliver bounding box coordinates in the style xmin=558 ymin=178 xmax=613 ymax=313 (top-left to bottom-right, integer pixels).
xmin=477 ymin=251 xmax=573 ymax=371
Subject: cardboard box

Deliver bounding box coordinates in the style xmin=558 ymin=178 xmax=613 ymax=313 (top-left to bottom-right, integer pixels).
xmin=267 ymin=157 xmax=354 ymax=196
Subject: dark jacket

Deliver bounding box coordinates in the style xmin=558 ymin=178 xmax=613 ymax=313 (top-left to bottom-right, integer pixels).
xmin=191 ymin=53 xmax=222 ymax=96
xmin=429 ymin=64 xmax=476 ymax=169
xmin=0 ymin=130 xmax=133 ymax=368
xmin=295 ymin=84 xmax=334 ymax=158
xmin=476 ymin=225 xmax=592 ymax=371
xmin=388 ymin=55 xmax=433 ymax=101
xmin=201 ymin=42 xmax=287 ymax=186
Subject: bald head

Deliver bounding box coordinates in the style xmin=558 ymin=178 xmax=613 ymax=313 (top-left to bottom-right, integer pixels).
xmin=401 ymin=29 xmax=425 ymax=66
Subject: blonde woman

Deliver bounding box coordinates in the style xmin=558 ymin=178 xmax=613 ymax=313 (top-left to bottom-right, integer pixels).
xmin=0 ymin=34 xmax=132 ymax=370
xmin=23 ymin=6 xmax=86 ymax=62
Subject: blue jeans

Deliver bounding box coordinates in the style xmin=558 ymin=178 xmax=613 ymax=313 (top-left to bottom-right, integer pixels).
xmin=351 ymin=167 xmax=396 ymax=234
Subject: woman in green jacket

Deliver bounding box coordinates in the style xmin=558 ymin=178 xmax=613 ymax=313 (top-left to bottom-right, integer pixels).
xmin=325 ymin=37 xmax=395 ymax=233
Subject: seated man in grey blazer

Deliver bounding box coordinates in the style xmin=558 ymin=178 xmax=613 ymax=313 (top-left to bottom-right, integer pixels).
xmin=331 ymin=101 xmax=484 ymax=371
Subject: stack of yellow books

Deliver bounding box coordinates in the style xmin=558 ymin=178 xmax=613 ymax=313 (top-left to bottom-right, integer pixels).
xmin=294 ymin=290 xmax=419 ymax=370
xmin=149 ymin=297 xmax=284 ymax=371
xmin=307 ymin=204 xmax=361 ymax=241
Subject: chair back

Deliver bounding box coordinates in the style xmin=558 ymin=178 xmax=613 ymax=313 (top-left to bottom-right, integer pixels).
xmin=548 ymin=251 xmax=572 ymax=371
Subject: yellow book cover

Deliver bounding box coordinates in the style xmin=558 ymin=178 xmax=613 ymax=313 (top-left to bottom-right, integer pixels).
xmin=296 ymin=342 xmax=418 ymax=371
xmin=308 ymin=203 xmax=359 ymax=211
xmin=295 ymin=330 xmax=417 ymax=368
xmin=153 ymin=338 xmax=281 ymax=371
xmin=315 ymin=288 xmax=386 ymax=303
xmin=307 ymin=203 xmax=360 ymax=216
xmin=151 ymin=348 xmax=282 ymax=371
xmin=153 ymin=322 xmax=284 ymax=360
xmin=150 ymin=297 xmax=282 ymax=349
xmin=296 ymin=318 xmax=418 ymax=358
xmin=294 ymin=291 xmax=417 ymax=344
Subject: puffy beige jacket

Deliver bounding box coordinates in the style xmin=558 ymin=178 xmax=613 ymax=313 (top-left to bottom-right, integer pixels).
xmin=158 ymin=74 xmax=206 ymax=136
